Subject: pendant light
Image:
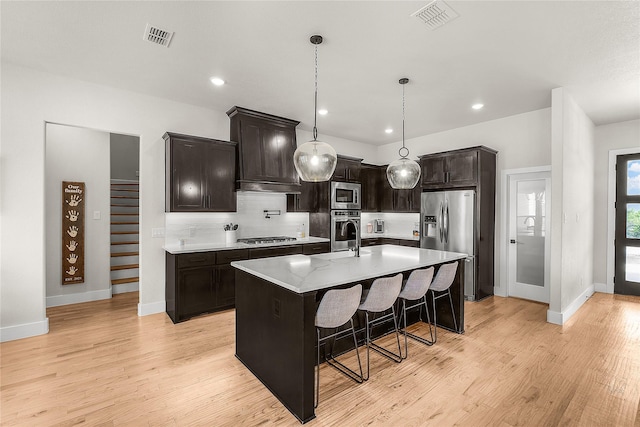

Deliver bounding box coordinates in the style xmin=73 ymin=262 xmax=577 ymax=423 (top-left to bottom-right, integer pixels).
xmin=386 ymin=78 xmax=421 ymax=189
xmin=293 ymin=35 xmax=337 ymax=182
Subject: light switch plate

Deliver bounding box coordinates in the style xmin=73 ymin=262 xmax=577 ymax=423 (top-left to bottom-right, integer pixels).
xmin=93 ymin=211 xmax=101 ymax=220
xmin=152 ymin=227 xmax=165 ymax=238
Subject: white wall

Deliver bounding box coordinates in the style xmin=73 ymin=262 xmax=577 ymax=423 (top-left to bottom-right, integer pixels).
xmin=593 ymin=120 xmax=640 ymax=288
xmin=0 ymin=63 xmax=230 ymax=341
xmin=548 ymin=87 xmax=595 ymax=324
xmin=375 ymin=108 xmax=552 ymax=293
xmin=45 ymin=124 xmax=111 ymax=305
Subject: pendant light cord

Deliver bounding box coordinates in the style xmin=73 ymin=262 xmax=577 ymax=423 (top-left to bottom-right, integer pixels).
xmin=313 ymin=43 xmax=318 ymax=141
xmin=399 ymin=78 xmax=409 ymax=159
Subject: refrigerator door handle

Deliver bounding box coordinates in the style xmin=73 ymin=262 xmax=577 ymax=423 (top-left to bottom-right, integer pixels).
xmin=444 ymin=200 xmax=449 ymax=244
xmin=439 ymin=202 xmax=444 ymax=242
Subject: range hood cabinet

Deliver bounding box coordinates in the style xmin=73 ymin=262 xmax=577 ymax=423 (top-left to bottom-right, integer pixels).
xmin=227 ymin=106 xmax=301 ymax=193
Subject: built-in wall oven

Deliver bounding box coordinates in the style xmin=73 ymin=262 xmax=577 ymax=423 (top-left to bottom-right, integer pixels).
xmin=331 ymin=182 xmax=361 ymax=210
xmin=330 ymin=210 xmax=361 ymax=252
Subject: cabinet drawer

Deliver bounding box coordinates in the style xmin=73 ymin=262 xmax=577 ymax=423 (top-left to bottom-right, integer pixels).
xmin=177 ymin=252 xmax=216 ymax=268
xmin=302 ymin=242 xmax=330 ymax=255
xmin=361 ymin=238 xmax=381 ymax=247
xmin=217 ymin=249 xmax=249 ymax=265
xmin=250 ymin=245 xmax=303 ymax=259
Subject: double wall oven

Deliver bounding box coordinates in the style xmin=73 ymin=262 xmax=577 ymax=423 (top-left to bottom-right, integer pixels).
xmin=330 ymin=182 xmax=361 ymax=252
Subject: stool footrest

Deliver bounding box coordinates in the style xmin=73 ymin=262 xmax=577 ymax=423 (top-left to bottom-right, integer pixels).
xmin=368 ymin=341 xmax=402 ymax=363
xmin=325 ymin=355 xmax=364 ymax=384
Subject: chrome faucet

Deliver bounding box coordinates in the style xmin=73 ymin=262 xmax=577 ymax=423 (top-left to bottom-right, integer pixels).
xmin=340 ymin=219 xmax=360 ymax=257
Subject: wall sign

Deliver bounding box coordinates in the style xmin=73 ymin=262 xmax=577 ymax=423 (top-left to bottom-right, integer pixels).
xmin=62 ymin=181 xmax=85 ymax=284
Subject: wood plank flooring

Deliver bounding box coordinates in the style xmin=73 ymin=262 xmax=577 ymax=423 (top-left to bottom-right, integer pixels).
xmin=1 ymin=292 xmax=639 ymax=426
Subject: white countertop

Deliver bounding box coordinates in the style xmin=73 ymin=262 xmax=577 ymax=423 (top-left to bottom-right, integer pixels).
xmin=361 ymin=232 xmax=420 ymax=241
xmin=231 ymin=245 xmax=467 ymax=294
xmin=164 ymin=236 xmax=330 ymax=255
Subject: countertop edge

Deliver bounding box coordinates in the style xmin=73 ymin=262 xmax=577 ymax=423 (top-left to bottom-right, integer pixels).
xmin=164 ymin=236 xmax=330 ymax=254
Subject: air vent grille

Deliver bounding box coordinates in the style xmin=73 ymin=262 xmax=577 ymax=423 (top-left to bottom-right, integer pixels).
xmin=143 ymin=23 xmax=173 ymax=47
xmin=411 ymin=0 xmax=459 ymax=30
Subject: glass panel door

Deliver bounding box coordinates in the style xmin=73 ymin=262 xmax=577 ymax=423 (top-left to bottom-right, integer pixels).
xmin=615 ymin=155 xmax=640 ymax=295
xmin=508 ymin=171 xmax=551 ymax=303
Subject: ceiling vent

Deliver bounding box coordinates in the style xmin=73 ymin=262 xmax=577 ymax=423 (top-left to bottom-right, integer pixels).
xmin=411 ymin=0 xmax=459 ymax=30
xmin=143 ymin=23 xmax=174 ymax=47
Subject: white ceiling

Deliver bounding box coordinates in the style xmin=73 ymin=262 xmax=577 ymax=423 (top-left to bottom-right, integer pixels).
xmin=2 ymin=1 xmax=639 ymax=146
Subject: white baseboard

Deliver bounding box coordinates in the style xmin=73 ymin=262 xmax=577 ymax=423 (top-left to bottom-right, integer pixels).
xmin=138 ymin=300 xmax=165 ymax=316
xmin=594 ymin=282 xmax=613 ymax=294
xmin=0 ymin=318 xmax=49 ymax=342
xmin=547 ymin=284 xmax=595 ymax=325
xmin=46 ymin=288 xmax=112 ymax=308
xmin=493 ymin=285 xmax=507 ymax=297
xmin=112 ymin=282 xmax=139 ymax=294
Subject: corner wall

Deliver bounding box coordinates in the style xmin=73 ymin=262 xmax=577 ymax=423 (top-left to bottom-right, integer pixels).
xmin=45 ymin=124 xmax=111 ymax=306
xmin=548 ymin=87 xmax=595 ymax=324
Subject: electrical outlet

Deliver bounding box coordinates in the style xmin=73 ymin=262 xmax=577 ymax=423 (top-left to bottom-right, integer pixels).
xmin=93 ymin=211 xmax=101 ymax=220
xmin=188 ymin=226 xmax=196 ymax=237
xmin=152 ymin=227 xmax=165 ymax=238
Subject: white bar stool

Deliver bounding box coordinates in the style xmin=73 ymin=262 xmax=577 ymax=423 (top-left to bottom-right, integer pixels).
xmin=397 ymin=267 xmax=435 ymax=358
xmin=427 ymin=261 xmax=459 ymax=343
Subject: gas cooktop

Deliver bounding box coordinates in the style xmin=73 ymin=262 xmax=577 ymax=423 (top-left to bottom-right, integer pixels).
xmin=237 ymin=236 xmax=297 ymax=244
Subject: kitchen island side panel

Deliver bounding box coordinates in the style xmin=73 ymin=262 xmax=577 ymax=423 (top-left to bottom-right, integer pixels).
xmin=234 ymin=269 xmax=316 ymax=423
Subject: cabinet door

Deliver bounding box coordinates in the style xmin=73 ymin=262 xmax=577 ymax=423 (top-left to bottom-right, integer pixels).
xmin=446 ymin=151 xmax=478 ymax=186
xmin=274 ymin=127 xmax=299 ymax=184
xmin=393 ymin=189 xmax=413 ymax=212
xmin=421 ymin=155 xmax=447 ymax=187
xmin=379 ymin=166 xmax=394 ymax=211
xmin=177 ymin=266 xmax=216 ymax=319
xmin=333 ymin=157 xmax=361 ymax=182
xmin=361 ymin=165 xmax=379 ymax=212
xmin=215 ymin=265 xmax=236 ymax=309
xmin=170 ymin=140 xmax=207 ymax=211
xmin=206 ymin=143 xmax=237 ymax=212
xmin=302 ymin=242 xmax=330 ymax=255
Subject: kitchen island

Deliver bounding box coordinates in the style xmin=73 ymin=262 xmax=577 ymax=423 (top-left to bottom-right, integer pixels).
xmin=231 ymin=245 xmax=467 ymax=423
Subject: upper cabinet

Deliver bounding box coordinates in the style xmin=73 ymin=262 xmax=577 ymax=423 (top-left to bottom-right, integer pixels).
xmin=420 ymin=146 xmax=496 ymax=189
xmin=227 ymin=106 xmax=301 ymax=193
xmin=332 ymin=155 xmax=362 ymax=182
xmin=377 ymin=166 xmax=421 ymax=213
xmin=360 ymin=164 xmax=380 ymax=212
xmin=164 ymin=132 xmax=237 ymax=212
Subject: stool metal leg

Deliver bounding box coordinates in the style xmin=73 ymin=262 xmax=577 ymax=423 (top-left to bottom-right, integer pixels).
xmin=399 ymin=295 xmax=434 ymax=359
xmin=429 ymin=288 xmax=458 ymax=344
xmin=363 ymin=308 xmax=402 ymax=380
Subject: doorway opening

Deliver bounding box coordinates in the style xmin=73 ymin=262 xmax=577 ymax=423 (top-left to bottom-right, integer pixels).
xmin=44 ymin=123 xmax=140 ymax=311
xmin=614 ymin=153 xmax=640 ymax=296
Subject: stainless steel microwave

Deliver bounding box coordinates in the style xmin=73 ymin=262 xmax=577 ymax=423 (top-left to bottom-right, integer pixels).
xmin=331 ymin=181 xmax=361 ymax=210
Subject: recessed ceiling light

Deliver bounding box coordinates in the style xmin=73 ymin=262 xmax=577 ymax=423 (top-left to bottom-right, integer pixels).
xmin=385 ymin=128 xmax=393 ymax=134
xmin=472 ymin=103 xmax=484 ymax=110
xmin=318 ymin=109 xmax=328 ymax=115
xmin=210 ymin=77 xmax=225 ymax=86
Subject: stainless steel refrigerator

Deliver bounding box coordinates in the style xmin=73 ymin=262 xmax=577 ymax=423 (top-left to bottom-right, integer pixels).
xmin=421 ymin=190 xmax=476 ymax=300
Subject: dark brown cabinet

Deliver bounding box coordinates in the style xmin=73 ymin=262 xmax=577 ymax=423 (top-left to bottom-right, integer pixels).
xmin=420 ymin=148 xmax=481 ymax=188
xmin=377 ymin=166 xmax=421 ymax=213
xmin=166 ymin=249 xmax=249 ymax=323
xmin=361 ymin=164 xmax=380 ymax=212
xmin=362 ymin=238 xmax=419 ymax=247
xmin=164 ymin=132 xmax=237 ymax=212
xmin=302 ymin=241 xmax=331 ymax=255
xmin=227 ymin=106 xmax=301 ymax=193
xmin=332 ymin=155 xmax=362 ymax=182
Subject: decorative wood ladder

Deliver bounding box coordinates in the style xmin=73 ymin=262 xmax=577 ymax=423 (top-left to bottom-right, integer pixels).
xmin=110 ymin=179 xmax=139 ymax=293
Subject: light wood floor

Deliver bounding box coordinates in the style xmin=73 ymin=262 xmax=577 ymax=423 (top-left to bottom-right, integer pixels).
xmin=2 ymin=292 xmax=640 ymax=426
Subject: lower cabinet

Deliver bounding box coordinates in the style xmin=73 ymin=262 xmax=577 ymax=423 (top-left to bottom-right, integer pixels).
xmin=166 ymin=249 xmax=249 ymax=323
xmin=166 ymin=242 xmax=331 ymax=323
xmin=362 ymin=238 xmax=419 ymax=248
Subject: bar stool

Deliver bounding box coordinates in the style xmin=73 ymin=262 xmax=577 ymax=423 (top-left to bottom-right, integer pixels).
xmin=427 ymin=261 xmax=459 ymax=344
xmin=315 ymin=284 xmax=364 ymax=408
xmin=358 ymin=273 xmax=403 ymax=380
xmin=397 ymin=267 xmax=435 ymax=359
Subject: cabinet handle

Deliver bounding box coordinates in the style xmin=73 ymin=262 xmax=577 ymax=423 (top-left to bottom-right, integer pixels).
xmin=207 ymin=195 xmax=211 ymax=208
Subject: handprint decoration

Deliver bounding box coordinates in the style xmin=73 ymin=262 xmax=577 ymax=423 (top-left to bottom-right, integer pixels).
xmin=62 ymin=181 xmax=85 ymax=284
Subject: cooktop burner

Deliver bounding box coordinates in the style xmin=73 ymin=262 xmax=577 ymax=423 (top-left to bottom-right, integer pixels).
xmin=237 ymin=236 xmax=297 ymax=244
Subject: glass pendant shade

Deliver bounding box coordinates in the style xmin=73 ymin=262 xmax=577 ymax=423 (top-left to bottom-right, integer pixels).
xmin=294 ymin=139 xmax=337 ymax=182
xmin=386 ymin=157 xmax=421 ymax=189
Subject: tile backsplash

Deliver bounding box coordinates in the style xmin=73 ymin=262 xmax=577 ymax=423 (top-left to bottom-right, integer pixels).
xmin=165 ymin=192 xmax=309 ymax=245
xmin=361 ymin=212 xmax=420 ymax=237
